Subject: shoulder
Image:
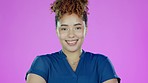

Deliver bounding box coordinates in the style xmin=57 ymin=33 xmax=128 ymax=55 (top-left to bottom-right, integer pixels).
xmin=84 ymin=51 xmax=109 ymax=64
xmin=38 ymin=51 xmax=60 ymax=58
xmin=35 ymin=51 xmax=60 ymax=63
xmin=85 ymin=51 xmax=108 ymax=60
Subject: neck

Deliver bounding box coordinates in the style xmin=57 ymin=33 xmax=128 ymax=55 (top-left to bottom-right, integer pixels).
xmin=62 ymin=49 xmax=82 ymax=60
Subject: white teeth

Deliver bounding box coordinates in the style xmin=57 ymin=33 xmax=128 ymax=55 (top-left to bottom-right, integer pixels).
xmin=66 ymin=39 xmax=78 ymax=46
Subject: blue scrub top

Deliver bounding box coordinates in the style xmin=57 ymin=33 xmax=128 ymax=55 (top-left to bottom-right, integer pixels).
xmin=25 ymin=50 xmax=120 ymax=83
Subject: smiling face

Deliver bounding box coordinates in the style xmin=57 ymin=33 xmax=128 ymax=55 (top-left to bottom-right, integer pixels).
xmin=56 ymin=13 xmax=87 ymax=53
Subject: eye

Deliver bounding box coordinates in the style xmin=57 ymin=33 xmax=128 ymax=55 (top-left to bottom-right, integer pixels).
xmin=60 ymin=28 xmax=68 ymax=31
xmin=75 ymin=27 xmax=82 ymax=30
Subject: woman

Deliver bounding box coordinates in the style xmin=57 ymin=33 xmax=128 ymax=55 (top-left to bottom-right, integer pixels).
xmin=25 ymin=0 xmax=120 ymax=83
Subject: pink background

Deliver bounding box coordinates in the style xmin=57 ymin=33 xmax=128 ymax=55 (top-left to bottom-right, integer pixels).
xmin=0 ymin=0 xmax=148 ymax=83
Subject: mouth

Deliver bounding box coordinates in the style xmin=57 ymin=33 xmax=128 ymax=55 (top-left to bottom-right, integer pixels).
xmin=65 ymin=39 xmax=78 ymax=46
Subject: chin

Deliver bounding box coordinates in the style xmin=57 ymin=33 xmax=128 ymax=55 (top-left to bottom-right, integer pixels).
xmin=63 ymin=46 xmax=81 ymax=53
xmin=61 ymin=40 xmax=83 ymax=53
xmin=66 ymin=48 xmax=79 ymax=52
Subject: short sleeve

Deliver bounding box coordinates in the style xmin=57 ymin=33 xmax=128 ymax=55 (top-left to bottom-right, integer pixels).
xmin=25 ymin=56 xmax=50 ymax=82
xmin=99 ymin=57 xmax=120 ymax=83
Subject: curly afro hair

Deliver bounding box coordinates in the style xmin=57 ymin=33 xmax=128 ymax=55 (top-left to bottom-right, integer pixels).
xmin=50 ymin=0 xmax=89 ymax=27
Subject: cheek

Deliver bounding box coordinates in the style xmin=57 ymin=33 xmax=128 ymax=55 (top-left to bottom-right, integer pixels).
xmin=76 ymin=31 xmax=86 ymax=38
xmin=58 ymin=33 xmax=67 ymax=40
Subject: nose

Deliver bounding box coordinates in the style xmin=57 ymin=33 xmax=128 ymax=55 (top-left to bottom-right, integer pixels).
xmin=68 ymin=29 xmax=75 ymax=38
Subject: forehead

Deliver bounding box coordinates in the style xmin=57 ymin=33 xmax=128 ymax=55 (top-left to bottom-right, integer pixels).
xmin=58 ymin=13 xmax=84 ymax=26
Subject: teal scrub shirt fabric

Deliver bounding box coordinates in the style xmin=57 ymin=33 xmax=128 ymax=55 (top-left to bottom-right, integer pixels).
xmin=25 ymin=50 xmax=120 ymax=83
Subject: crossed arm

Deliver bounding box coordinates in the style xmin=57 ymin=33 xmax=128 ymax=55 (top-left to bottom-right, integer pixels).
xmin=26 ymin=74 xmax=118 ymax=83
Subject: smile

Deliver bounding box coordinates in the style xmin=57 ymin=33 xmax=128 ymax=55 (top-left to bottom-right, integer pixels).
xmin=65 ymin=39 xmax=78 ymax=46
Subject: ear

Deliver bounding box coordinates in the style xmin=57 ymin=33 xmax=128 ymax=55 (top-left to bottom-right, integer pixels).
xmin=56 ymin=21 xmax=61 ymax=37
xmin=56 ymin=28 xmax=60 ymax=37
xmin=84 ymin=27 xmax=87 ymax=36
xmin=56 ymin=27 xmax=59 ymax=36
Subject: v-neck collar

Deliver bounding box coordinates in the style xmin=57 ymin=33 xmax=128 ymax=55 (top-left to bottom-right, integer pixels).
xmin=59 ymin=49 xmax=85 ymax=59
xmin=59 ymin=50 xmax=86 ymax=77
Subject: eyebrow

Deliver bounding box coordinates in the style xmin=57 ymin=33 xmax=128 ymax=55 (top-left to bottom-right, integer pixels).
xmin=74 ymin=23 xmax=82 ymax=26
xmin=61 ymin=24 xmax=68 ymax=26
xmin=60 ymin=23 xmax=82 ymax=27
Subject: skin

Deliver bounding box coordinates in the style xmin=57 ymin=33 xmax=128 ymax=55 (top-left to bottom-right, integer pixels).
xmin=56 ymin=13 xmax=87 ymax=59
xmin=26 ymin=13 xmax=118 ymax=83
xmin=56 ymin=13 xmax=87 ymax=71
xmin=26 ymin=74 xmax=46 ymax=83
